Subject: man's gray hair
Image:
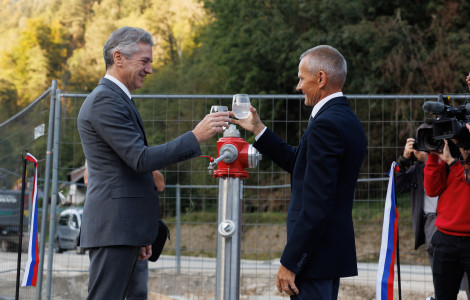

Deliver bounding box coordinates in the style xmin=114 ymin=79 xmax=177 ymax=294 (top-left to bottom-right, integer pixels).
xmin=300 ymin=45 xmax=347 ymax=88
xmin=103 ymin=26 xmax=154 ymax=69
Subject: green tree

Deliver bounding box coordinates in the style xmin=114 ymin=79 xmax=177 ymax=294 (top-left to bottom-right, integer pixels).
xmin=0 ymin=18 xmax=72 ymax=105
xmin=0 ymin=79 xmax=18 ymax=122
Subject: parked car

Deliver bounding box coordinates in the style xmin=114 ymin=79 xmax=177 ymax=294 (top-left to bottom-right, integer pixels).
xmin=0 ymin=190 xmax=29 ymax=252
xmin=55 ymin=208 xmax=85 ymax=254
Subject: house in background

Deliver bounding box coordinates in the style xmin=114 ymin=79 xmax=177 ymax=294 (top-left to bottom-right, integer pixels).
xmin=65 ymin=165 xmax=86 ymax=205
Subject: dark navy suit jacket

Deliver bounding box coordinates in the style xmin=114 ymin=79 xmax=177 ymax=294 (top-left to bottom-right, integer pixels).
xmin=254 ymin=96 xmax=367 ymax=279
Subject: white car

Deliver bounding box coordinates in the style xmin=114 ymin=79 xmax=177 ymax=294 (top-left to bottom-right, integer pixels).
xmin=55 ymin=208 xmax=85 ymax=254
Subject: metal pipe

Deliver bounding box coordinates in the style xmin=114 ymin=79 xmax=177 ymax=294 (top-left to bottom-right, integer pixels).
xmin=176 ymin=184 xmax=181 ymax=274
xmin=15 ymin=157 xmax=27 ymax=300
xmin=45 ymin=90 xmax=61 ymax=300
xmin=216 ymin=177 xmax=241 ymax=300
xmin=36 ymin=80 xmax=56 ymax=300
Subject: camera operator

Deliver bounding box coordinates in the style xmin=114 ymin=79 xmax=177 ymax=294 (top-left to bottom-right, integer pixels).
xmin=395 ymin=138 xmax=438 ymax=271
xmin=424 ymin=138 xmax=470 ymax=300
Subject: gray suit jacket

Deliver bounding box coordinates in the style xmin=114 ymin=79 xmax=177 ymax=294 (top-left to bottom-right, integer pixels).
xmin=77 ymin=78 xmax=201 ymax=248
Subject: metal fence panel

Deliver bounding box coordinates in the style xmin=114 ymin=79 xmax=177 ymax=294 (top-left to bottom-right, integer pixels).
xmin=0 ymin=85 xmax=54 ymax=300
xmin=3 ymin=91 xmax=469 ymax=299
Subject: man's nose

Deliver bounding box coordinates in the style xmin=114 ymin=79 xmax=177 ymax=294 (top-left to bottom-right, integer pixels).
xmin=145 ymin=63 xmax=152 ymax=74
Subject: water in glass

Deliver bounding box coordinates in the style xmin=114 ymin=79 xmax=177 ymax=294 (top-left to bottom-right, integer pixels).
xmin=232 ymin=94 xmax=251 ymax=119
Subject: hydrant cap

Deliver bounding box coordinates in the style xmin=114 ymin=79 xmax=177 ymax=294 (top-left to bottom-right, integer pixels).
xmin=223 ymin=124 xmax=240 ymax=137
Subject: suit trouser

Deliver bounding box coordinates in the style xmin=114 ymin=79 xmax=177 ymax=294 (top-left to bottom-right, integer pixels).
xmin=88 ymin=245 xmax=141 ymax=300
xmin=432 ymin=230 xmax=470 ymax=300
xmin=290 ymin=278 xmax=339 ymax=300
xmin=126 ymin=259 xmax=149 ymax=300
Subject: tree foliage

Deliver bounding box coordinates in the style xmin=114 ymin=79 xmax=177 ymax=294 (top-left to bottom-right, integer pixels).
xmin=1 ymin=0 xmax=470 ymax=114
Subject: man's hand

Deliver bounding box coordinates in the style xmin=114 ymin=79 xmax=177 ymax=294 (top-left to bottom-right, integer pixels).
xmin=192 ymin=112 xmax=232 ymax=143
xmin=152 ymin=170 xmax=165 ymax=192
xmin=231 ymin=106 xmax=266 ymax=136
xmin=466 ymin=123 xmax=470 ymax=133
xmin=430 ymin=139 xmax=455 ymax=165
xmin=139 ymin=245 xmax=152 ymax=260
xmin=276 ymin=264 xmax=299 ymax=296
xmin=403 ymin=138 xmax=415 ymax=159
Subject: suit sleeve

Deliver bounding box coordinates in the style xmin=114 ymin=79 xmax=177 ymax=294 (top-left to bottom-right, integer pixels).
xmin=90 ymin=94 xmax=201 ymax=173
xmin=253 ymin=128 xmax=296 ymax=173
xmin=280 ymin=118 xmax=344 ymax=274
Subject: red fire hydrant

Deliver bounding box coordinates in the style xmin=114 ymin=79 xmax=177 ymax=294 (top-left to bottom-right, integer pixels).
xmin=205 ymin=124 xmax=262 ymax=178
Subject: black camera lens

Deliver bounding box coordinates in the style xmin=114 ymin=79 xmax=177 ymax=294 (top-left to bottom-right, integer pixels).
xmin=415 ymin=124 xmax=444 ymax=151
xmin=423 ymin=135 xmax=444 ymax=151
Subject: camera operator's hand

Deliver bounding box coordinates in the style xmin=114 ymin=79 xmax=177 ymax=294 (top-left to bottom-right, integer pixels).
xmin=431 ymin=139 xmax=455 ymax=165
xmin=403 ymin=138 xmax=415 ymax=159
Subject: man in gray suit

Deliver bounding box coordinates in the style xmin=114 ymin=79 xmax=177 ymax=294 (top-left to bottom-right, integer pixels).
xmin=77 ymin=26 xmax=231 ymax=300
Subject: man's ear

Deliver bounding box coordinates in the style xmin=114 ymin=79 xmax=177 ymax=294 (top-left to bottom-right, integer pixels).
xmin=113 ymin=50 xmax=124 ymax=67
xmin=318 ymin=70 xmax=327 ymax=88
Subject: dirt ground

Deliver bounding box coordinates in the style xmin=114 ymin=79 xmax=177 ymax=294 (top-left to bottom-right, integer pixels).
xmin=45 ymin=270 xmax=467 ymax=300
xmin=11 ymin=223 xmax=467 ymax=300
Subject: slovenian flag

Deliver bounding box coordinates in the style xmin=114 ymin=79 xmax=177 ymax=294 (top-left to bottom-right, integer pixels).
xmin=376 ymin=162 xmax=399 ymax=300
xmin=22 ymin=153 xmax=40 ymax=287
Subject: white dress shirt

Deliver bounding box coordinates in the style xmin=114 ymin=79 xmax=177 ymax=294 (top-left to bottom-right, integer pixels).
xmin=104 ymin=74 xmax=132 ymax=100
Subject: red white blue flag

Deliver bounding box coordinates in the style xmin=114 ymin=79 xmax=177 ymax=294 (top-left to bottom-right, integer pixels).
xmin=376 ymin=162 xmax=399 ymax=300
xmin=22 ymin=153 xmax=39 ymax=287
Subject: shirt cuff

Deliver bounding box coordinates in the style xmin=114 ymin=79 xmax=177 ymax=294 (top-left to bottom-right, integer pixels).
xmin=254 ymin=126 xmax=267 ymax=141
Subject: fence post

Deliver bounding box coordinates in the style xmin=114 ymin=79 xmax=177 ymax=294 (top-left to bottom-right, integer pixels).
xmin=36 ymin=80 xmax=56 ymax=300
xmin=45 ymin=90 xmax=61 ymax=300
xmin=176 ymin=184 xmax=181 ymax=274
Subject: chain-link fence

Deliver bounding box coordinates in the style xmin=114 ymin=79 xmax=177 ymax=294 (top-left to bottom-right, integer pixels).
xmin=0 ymin=82 xmax=55 ymax=300
xmin=1 ymin=84 xmax=469 ymax=299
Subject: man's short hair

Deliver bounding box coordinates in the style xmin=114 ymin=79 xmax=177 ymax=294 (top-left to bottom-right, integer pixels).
xmin=300 ymin=45 xmax=347 ymax=89
xmin=103 ymin=26 xmax=154 ymax=69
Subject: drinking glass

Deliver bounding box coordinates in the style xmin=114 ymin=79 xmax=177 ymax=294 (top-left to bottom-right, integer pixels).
xmin=210 ymin=105 xmax=228 ymax=114
xmin=232 ymin=94 xmax=251 ymax=119
xmin=210 ymin=105 xmax=229 ymax=129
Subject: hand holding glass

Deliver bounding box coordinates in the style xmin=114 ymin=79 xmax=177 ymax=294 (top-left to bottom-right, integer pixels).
xmin=232 ymin=94 xmax=251 ymax=119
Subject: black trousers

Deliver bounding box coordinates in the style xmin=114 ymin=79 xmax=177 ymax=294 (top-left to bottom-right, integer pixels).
xmin=87 ymin=245 xmax=141 ymax=300
xmin=432 ymin=230 xmax=470 ymax=300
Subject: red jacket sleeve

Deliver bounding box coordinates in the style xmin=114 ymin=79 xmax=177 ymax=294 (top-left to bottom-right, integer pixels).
xmin=423 ymin=153 xmax=447 ymax=197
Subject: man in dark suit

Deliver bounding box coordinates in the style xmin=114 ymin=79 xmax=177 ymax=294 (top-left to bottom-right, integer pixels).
xmin=233 ymin=45 xmax=367 ymax=299
xmin=77 ymin=26 xmax=231 ymax=300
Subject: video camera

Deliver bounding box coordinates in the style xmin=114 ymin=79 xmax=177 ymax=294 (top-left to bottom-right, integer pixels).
xmin=414 ymin=95 xmax=470 ymax=151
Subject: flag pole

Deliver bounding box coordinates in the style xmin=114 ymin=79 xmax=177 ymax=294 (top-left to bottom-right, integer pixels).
xmin=393 ymin=171 xmax=402 ymax=300
xmin=15 ymin=153 xmax=28 ymax=300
